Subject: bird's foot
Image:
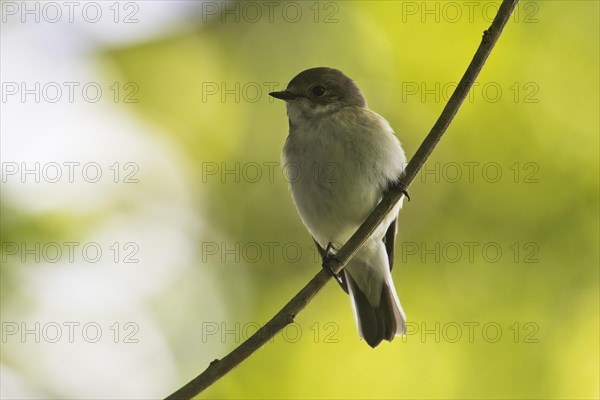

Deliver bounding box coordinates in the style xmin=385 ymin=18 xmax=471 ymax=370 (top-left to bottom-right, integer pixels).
xmin=399 ymin=185 xmax=411 ymax=201
xmin=321 ymin=242 xmax=344 ymax=286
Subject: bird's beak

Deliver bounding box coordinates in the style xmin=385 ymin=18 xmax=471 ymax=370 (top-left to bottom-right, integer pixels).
xmin=269 ymin=90 xmax=298 ymax=101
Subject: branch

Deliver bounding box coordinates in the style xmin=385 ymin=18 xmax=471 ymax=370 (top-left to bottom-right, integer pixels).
xmin=165 ymin=1 xmax=519 ymax=398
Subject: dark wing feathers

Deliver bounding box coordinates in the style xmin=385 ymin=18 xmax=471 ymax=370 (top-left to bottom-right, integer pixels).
xmin=382 ymin=218 xmax=397 ymax=270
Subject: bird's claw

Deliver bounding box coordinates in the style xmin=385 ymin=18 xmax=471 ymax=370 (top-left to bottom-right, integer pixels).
xmin=399 ymin=185 xmax=411 ymax=201
xmin=321 ymin=242 xmax=344 ymax=285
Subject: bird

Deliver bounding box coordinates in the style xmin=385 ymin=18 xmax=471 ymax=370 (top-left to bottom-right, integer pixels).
xmin=269 ymin=67 xmax=408 ymax=347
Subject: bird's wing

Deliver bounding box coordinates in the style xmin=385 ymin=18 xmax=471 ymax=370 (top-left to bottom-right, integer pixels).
xmin=382 ymin=218 xmax=397 ymax=271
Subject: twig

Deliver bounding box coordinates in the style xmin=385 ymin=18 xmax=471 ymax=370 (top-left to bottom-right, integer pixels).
xmin=165 ymin=1 xmax=519 ymax=398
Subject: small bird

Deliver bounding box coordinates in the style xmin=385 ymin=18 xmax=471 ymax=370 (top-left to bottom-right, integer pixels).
xmin=270 ymin=67 xmax=408 ymax=347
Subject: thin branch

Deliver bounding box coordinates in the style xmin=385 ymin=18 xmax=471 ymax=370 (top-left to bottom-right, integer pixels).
xmin=165 ymin=1 xmax=519 ymax=398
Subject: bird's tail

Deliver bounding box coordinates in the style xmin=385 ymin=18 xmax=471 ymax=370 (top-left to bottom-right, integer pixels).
xmin=344 ymin=268 xmax=406 ymax=348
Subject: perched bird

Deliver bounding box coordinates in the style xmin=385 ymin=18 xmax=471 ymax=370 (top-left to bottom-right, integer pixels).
xmin=270 ymin=67 xmax=408 ymax=347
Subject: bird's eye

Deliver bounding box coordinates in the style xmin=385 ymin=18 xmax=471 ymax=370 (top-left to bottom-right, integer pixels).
xmin=312 ymin=85 xmax=326 ymax=97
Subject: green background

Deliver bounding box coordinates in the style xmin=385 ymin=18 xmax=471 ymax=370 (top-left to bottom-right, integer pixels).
xmin=1 ymin=1 xmax=598 ymax=399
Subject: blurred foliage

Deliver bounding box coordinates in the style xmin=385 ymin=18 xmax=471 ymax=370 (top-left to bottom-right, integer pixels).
xmin=2 ymin=1 xmax=598 ymax=399
xmin=108 ymin=1 xmax=598 ymax=398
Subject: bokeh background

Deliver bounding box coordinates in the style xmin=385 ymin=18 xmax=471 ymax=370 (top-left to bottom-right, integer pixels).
xmin=1 ymin=1 xmax=598 ymax=399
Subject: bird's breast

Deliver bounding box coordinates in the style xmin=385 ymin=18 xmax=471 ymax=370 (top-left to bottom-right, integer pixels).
xmin=282 ymin=108 xmax=405 ymax=246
